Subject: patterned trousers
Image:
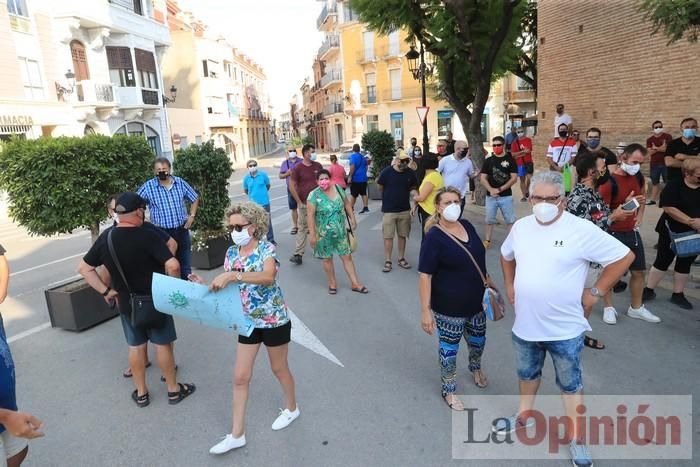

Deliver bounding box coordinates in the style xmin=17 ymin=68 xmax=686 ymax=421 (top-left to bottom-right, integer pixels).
xmin=435 ymin=311 xmax=486 ymax=396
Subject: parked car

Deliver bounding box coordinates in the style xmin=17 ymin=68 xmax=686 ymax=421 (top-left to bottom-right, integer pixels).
xmin=337 ymin=149 xmax=372 ymax=177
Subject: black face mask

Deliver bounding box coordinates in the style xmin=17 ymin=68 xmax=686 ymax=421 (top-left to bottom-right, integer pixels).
xmin=398 ymin=161 xmax=408 ymax=170
xmin=157 ymin=171 xmax=169 ymax=181
xmin=458 ymin=149 xmax=468 ymax=159
xmin=558 ymin=130 xmax=569 ymax=138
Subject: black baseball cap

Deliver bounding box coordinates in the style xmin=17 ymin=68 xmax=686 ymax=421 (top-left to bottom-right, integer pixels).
xmin=115 ymin=192 xmax=146 ymax=214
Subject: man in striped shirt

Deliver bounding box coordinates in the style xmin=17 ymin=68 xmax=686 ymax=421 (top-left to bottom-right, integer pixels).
xmin=138 ymin=157 xmax=199 ymax=279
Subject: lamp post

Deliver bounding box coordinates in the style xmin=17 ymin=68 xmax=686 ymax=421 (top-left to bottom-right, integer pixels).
xmin=406 ymin=43 xmax=433 ymax=155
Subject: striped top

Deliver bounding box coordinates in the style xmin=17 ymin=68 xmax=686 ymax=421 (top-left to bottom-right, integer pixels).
xmin=137 ymin=176 xmax=198 ymax=229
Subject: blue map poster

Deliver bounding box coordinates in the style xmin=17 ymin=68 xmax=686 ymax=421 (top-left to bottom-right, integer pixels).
xmin=151 ymin=273 xmax=254 ymax=337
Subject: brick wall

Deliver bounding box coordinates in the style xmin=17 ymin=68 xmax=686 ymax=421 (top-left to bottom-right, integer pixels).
xmin=536 ymin=0 xmax=700 ymax=164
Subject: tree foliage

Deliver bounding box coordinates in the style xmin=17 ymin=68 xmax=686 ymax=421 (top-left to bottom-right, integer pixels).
xmin=174 ymin=141 xmax=233 ymax=237
xmin=639 ymin=0 xmax=700 ymax=44
xmin=362 ymin=129 xmax=396 ymax=178
xmin=0 ymin=135 xmax=152 ymax=243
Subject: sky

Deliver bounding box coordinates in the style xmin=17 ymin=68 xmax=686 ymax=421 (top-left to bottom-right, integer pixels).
xmin=177 ymin=0 xmax=323 ymax=119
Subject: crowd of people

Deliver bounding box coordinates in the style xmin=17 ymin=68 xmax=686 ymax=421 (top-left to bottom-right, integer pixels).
xmin=1 ymin=108 xmax=699 ymax=465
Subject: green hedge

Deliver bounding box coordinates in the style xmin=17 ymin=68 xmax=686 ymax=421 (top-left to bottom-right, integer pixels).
xmin=362 ymin=130 xmax=396 ymax=178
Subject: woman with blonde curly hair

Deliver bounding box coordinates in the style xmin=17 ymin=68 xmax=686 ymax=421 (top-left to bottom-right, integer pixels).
xmin=418 ymin=187 xmax=493 ymax=410
xmin=189 ymin=202 xmax=298 ymax=455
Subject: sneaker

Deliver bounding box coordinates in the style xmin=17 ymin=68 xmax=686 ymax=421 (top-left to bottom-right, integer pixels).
xmin=627 ymin=305 xmax=661 ymax=323
xmin=359 ymin=207 xmax=369 ymax=214
xmin=602 ymin=307 xmax=617 ymax=325
xmin=271 ymin=407 xmax=300 ymax=431
xmin=209 ymin=434 xmax=246 ymax=454
xmin=491 ymin=414 xmax=535 ymax=435
xmin=670 ymin=293 xmax=693 ymax=310
xmin=289 ymin=254 xmax=302 ymax=265
xmin=642 ymin=287 xmax=656 ymax=302
xmin=612 ymin=280 xmax=627 ymax=293
xmin=569 ymin=440 xmax=594 ymax=467
xmin=645 ymin=200 xmax=656 ymax=206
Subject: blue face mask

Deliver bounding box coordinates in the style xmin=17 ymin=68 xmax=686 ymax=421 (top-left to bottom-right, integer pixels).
xmin=587 ymin=138 xmax=600 ymax=149
xmin=310 ymin=152 xmax=317 ymax=161
xmin=683 ymin=128 xmax=697 ymax=139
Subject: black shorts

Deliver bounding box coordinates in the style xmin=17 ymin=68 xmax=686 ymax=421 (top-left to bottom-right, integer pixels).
xmin=350 ymin=182 xmax=368 ymax=197
xmin=610 ymin=230 xmax=646 ymax=271
xmin=238 ymin=321 xmax=291 ymax=347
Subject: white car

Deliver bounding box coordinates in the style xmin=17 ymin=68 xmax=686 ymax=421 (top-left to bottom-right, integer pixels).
xmin=338 ymin=149 xmax=372 ymax=177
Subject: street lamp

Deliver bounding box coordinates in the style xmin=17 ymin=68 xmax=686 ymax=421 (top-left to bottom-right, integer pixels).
xmin=163 ymin=84 xmax=178 ymax=105
xmin=406 ymin=43 xmax=434 ymax=155
xmin=55 ymin=69 xmax=76 ymax=100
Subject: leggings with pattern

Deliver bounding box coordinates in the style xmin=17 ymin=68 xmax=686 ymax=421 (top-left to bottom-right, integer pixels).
xmin=435 ymin=311 xmax=486 ymax=396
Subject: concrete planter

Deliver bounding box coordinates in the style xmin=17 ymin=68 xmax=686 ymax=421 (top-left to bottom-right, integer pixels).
xmin=368 ymin=181 xmax=382 ymax=201
xmin=45 ymin=279 xmax=119 ymax=332
xmin=191 ymin=236 xmax=232 ymax=270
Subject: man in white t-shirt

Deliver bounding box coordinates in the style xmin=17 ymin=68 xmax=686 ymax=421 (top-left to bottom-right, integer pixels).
xmin=495 ymin=171 xmax=633 ymax=467
xmin=437 ymin=140 xmax=475 ymax=214
xmin=554 ymin=103 xmax=572 ymax=137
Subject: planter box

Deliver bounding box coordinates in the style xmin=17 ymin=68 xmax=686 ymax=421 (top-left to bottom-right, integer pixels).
xmin=368 ymin=181 xmax=382 ymax=201
xmin=191 ymin=236 xmax=232 ymax=270
xmin=45 ymin=279 xmax=119 ymax=332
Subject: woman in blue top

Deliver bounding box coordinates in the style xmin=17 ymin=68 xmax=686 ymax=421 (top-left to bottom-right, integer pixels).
xmin=189 ymin=202 xmax=298 ymax=455
xmin=418 ymin=187 xmax=495 ymax=410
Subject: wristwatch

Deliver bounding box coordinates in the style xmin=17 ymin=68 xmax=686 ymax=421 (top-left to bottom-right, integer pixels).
xmin=235 ymin=271 xmax=243 ymax=282
xmin=589 ymin=287 xmax=603 ymax=297
xmin=102 ymin=286 xmax=112 ymax=296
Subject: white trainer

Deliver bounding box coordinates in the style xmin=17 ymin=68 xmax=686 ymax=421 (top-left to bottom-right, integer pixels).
xmin=271 ymin=407 xmax=300 ymax=431
xmin=602 ymin=307 xmax=617 ymax=325
xmin=209 ymin=434 xmax=246 ymax=455
xmin=627 ymin=305 xmax=661 ymax=323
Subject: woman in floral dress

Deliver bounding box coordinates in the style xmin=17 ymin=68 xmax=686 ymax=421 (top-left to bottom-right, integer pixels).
xmin=307 ymin=169 xmax=368 ymax=295
xmin=189 ymin=202 xmax=299 ymax=456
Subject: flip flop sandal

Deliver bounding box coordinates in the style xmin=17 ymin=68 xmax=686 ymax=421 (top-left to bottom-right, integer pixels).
xmin=382 ymin=261 xmax=392 ymax=273
xmin=168 ymin=382 xmax=196 ymax=405
xmin=352 ymin=286 xmax=369 ymax=294
xmin=443 ymin=394 xmax=465 ymax=411
xmin=161 ymin=364 xmax=179 ymax=383
xmin=290 ymin=227 xmax=298 ymax=235
xmin=131 ymin=390 xmax=150 ymax=408
xmin=584 ymin=335 xmax=605 ymax=350
xmin=473 ymin=370 xmax=489 ymax=388
xmin=328 ymin=287 xmax=337 ymax=295
xmin=397 ymin=258 xmax=411 ymax=269
xmin=123 ymin=361 xmax=152 ymax=378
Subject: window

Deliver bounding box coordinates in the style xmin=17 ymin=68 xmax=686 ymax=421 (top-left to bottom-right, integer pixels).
xmin=109 ymin=0 xmax=143 ymax=16
xmin=179 ymin=136 xmax=188 ymax=149
xmin=390 ymin=112 xmax=403 ymax=146
xmin=202 ymin=59 xmax=218 ymax=78
xmin=389 ymin=69 xmax=401 ymax=100
xmin=366 ymin=115 xmax=379 ymax=132
xmin=70 ymin=41 xmax=90 ymax=81
xmin=135 ymin=48 xmax=158 ymax=89
xmin=114 ymin=122 xmax=161 ymax=155
xmin=389 ymin=30 xmax=400 ymax=56
xmin=437 ymin=110 xmax=453 ymax=137
xmin=363 ymin=31 xmax=374 ymax=60
xmin=7 ymin=0 xmax=28 ymax=16
xmin=195 ymin=135 xmax=202 ymax=145
xmin=516 ymin=76 xmax=534 ymax=91
xmin=106 ymin=46 xmax=135 ymax=87
xmin=18 ymin=57 xmax=44 ymax=99
xmin=365 ymin=72 xmax=376 ymax=104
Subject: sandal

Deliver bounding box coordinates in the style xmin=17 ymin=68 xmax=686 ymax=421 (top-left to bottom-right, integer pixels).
xmin=131 ymin=390 xmax=150 ymax=408
xmin=168 ymin=382 xmax=196 ymax=405
xmin=397 ymin=258 xmax=411 ymax=269
xmin=382 ymin=261 xmax=392 ymax=273
xmin=584 ymin=335 xmax=605 ymax=350
xmin=473 ymin=369 xmax=489 ymax=388
xmin=290 ymin=227 xmax=298 ymax=235
xmin=351 ymin=286 xmax=369 ymax=294
xmin=160 ymin=364 xmax=179 ymax=383
xmin=443 ymin=394 xmax=465 ymax=411
xmin=328 ymin=287 xmax=337 ymax=295
xmin=123 ymin=361 xmax=152 ymax=378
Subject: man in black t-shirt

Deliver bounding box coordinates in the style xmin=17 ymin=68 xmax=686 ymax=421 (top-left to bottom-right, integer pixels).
xmin=665 ymin=117 xmax=700 ymax=182
xmin=78 ymin=192 xmax=196 ymax=407
xmin=480 ymin=136 xmax=518 ymax=249
xmin=377 ymin=151 xmax=418 ymax=271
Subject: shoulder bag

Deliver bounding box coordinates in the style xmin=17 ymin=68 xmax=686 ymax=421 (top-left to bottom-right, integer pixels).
xmin=435 ymin=225 xmax=505 ymax=321
xmin=335 ymin=185 xmax=357 ymax=252
xmin=107 ymin=230 xmax=167 ymax=329
xmin=666 ymin=221 xmax=700 ymax=258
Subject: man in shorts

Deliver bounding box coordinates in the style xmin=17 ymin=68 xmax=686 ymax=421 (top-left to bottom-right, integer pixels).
xmin=348 ymin=143 xmax=369 ymax=213
xmin=480 ymin=136 xmax=518 ymax=248
xmin=510 ymin=128 xmax=534 ymax=201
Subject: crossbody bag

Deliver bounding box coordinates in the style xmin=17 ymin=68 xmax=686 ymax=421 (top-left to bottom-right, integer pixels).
xmin=666 ymin=220 xmax=700 ymax=258
xmin=335 ymin=185 xmax=357 ymax=252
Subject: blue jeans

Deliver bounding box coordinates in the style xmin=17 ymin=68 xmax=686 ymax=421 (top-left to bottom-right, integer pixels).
xmin=512 ymin=332 xmax=584 ymax=394
xmin=263 ymin=204 xmax=275 ymax=243
xmin=165 ymin=226 xmax=192 ymax=279
xmin=485 ymin=195 xmax=516 ymax=225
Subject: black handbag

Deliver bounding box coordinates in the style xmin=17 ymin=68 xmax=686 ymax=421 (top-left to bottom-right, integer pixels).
xmin=107 ymin=230 xmax=167 ymax=329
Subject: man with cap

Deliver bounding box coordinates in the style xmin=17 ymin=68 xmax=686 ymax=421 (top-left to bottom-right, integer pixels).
xmin=138 ymin=157 xmax=199 ymax=279
xmin=78 ymin=192 xmax=196 ymax=408
xmin=376 ymin=151 xmax=418 ymax=272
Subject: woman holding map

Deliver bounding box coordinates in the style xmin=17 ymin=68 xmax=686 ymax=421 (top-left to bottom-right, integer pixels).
xmin=189 ymin=202 xmax=299 ymax=455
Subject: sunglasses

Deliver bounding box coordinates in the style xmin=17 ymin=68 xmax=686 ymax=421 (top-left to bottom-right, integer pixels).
xmin=492 ymin=143 xmax=503 ymax=147
xmin=227 ymin=223 xmax=251 ymax=232
xmin=248 ymin=164 xmax=257 ymax=168
xmin=531 ymin=195 xmax=561 ymax=203
xmin=653 ymin=126 xmax=663 ymax=129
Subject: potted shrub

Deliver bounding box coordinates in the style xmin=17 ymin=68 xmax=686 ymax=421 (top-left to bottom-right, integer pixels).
xmin=0 ymin=135 xmax=153 ymax=331
xmin=174 ymin=141 xmax=233 ymax=269
xmin=362 ymin=130 xmax=396 ymax=200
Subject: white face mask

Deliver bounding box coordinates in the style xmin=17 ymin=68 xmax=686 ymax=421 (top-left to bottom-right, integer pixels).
xmin=517 ymin=131 xmax=525 ymax=137
xmin=442 ymin=203 xmax=461 ymax=222
xmin=653 ymin=127 xmax=663 ymax=135
xmin=532 ymin=201 xmax=561 ymax=224
xmin=288 ymin=152 xmax=297 ymax=158
xmin=621 ymin=162 xmax=641 ymax=176
xmin=248 ymin=167 xmax=257 ymax=175
xmin=231 ymin=228 xmax=253 ymax=246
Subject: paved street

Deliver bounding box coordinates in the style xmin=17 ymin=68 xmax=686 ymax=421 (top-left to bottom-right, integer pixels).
xmin=2 ymin=149 xmax=699 ymax=466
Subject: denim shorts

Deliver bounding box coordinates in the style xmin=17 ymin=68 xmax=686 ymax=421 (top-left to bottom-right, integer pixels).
xmin=287 ymin=189 xmax=298 ymax=210
xmin=512 ymin=332 xmax=584 ymax=394
xmin=650 ymin=165 xmax=667 ymax=185
xmin=120 ymin=313 xmax=177 ymax=347
xmin=485 ymin=195 xmax=516 ymax=225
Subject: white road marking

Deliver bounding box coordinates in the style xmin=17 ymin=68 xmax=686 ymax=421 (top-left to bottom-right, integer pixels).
xmin=9 ymin=253 xmax=85 ymax=277
xmin=7 ymin=322 xmax=51 ymax=344
xmin=288 ymin=309 xmax=343 ymax=367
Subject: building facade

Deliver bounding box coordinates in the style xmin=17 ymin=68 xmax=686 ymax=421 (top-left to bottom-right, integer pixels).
xmin=536 ymin=0 xmax=700 ymax=158
xmin=0 ymin=0 xmax=173 ymax=157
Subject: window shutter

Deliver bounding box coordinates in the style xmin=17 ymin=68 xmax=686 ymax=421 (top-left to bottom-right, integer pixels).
xmin=135 ymin=48 xmax=156 ymax=72
xmin=106 ymin=46 xmax=133 ymax=70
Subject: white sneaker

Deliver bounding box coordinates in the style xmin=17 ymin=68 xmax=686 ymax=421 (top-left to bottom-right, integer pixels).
xmin=627 ymin=305 xmax=661 ymax=323
xmin=603 ymin=307 xmax=617 ymax=325
xmin=271 ymin=407 xmax=300 ymax=431
xmin=209 ymin=434 xmax=246 ymax=454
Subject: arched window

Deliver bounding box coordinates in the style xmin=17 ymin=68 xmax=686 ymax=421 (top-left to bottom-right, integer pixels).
xmin=70 ymin=40 xmax=90 ymax=81
xmin=84 ymin=124 xmax=96 ymax=135
xmin=114 ymin=121 xmax=161 ymax=155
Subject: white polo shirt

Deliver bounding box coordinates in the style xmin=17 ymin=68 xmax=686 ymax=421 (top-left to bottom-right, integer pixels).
xmin=501 ymin=211 xmax=629 ymax=342
xmin=438 ymin=154 xmax=475 ymax=198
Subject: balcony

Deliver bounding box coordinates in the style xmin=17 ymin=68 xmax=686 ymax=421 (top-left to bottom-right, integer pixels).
xmin=141 ymin=89 xmax=160 ymax=105
xmin=324 ymin=102 xmax=344 ymax=116
xmin=356 ymin=49 xmax=379 ymax=65
xmin=115 ymin=86 xmax=161 ymax=108
xmin=381 ymin=87 xmax=433 ymax=101
xmin=378 ymin=44 xmax=403 ymax=60
xmin=316 ymin=3 xmax=337 ymax=31
xmin=76 ymin=81 xmax=116 ymax=107
xmin=318 ymin=34 xmax=340 ymax=60
xmin=320 ymin=70 xmax=342 ymax=89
